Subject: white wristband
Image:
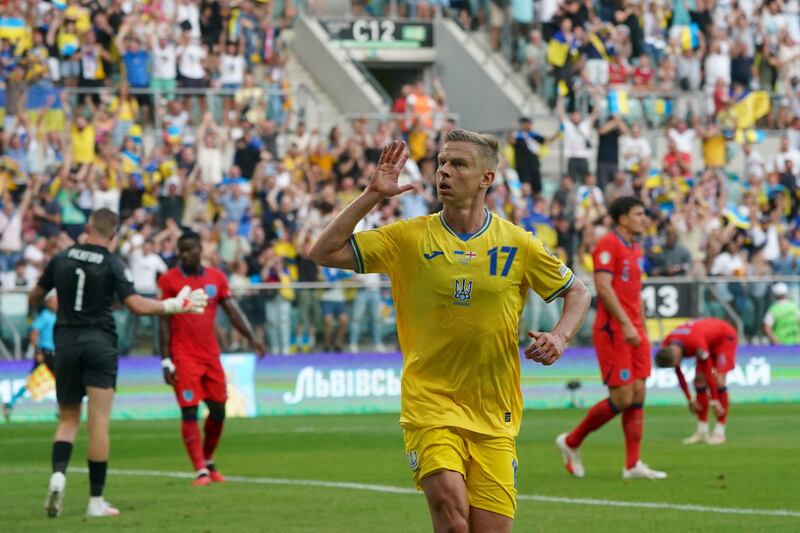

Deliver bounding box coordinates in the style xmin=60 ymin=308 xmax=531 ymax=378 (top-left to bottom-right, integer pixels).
xmin=161 ymin=358 xmax=176 ymax=373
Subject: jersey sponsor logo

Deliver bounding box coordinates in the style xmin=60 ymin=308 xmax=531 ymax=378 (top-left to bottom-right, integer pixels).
xmin=559 ymin=264 xmax=569 ymax=278
xmin=182 ymin=389 xmax=194 ymax=402
xmin=453 ymin=278 xmax=473 ymax=305
xmin=423 ymin=251 xmax=444 ymax=260
xmin=205 ymin=284 xmax=218 ymax=298
xmin=407 ymin=450 xmax=419 ymax=471
xmin=599 ymin=251 xmax=612 ymax=265
xmin=620 ymin=368 xmax=631 ymax=381
xmin=504 ymin=411 xmax=511 ymax=423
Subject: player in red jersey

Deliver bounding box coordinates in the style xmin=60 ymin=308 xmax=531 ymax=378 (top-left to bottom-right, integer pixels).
xmin=159 ymin=231 xmax=265 ymax=486
xmin=557 ymin=197 xmax=667 ymax=480
xmin=655 ymin=317 xmax=737 ymax=445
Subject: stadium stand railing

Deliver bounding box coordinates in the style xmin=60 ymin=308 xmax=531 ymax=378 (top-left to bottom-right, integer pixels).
xmin=3 ymin=276 xmax=798 ymax=359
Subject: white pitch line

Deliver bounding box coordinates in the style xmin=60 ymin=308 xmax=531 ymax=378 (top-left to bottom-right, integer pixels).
xmin=0 ymin=425 xmax=395 ymax=445
xmin=37 ymin=467 xmax=797 ymax=519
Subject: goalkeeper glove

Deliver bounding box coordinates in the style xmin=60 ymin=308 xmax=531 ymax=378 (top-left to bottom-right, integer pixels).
xmin=162 ymin=285 xmax=209 ymax=314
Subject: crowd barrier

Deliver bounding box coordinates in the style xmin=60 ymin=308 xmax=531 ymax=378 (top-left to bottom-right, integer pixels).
xmin=2 ymin=276 xmax=799 ymax=361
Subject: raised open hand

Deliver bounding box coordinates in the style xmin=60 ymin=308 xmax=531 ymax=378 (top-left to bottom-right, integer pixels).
xmin=366 ymin=140 xmax=413 ymax=198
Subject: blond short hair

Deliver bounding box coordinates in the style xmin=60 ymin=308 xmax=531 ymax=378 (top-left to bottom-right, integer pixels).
xmin=444 ymin=129 xmax=499 ymax=171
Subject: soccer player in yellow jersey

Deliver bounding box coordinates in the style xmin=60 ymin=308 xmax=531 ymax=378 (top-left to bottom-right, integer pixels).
xmin=310 ymin=131 xmax=591 ymax=532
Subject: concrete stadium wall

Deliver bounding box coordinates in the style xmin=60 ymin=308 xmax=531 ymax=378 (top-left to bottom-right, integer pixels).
xmin=291 ymin=17 xmax=387 ymax=115
xmin=435 ymin=19 xmax=524 ymax=133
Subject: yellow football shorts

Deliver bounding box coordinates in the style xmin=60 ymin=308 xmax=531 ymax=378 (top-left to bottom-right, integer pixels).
xmin=402 ymin=426 xmax=518 ymax=519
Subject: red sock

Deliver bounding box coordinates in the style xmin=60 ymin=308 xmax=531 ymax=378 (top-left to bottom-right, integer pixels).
xmin=696 ymin=388 xmax=709 ymax=423
xmin=566 ymin=398 xmax=619 ymax=448
xmin=203 ymin=418 xmax=224 ymax=462
xmin=718 ymin=387 xmax=729 ymax=424
xmin=181 ymin=420 xmax=206 ymax=471
xmin=622 ymin=404 xmax=643 ymax=469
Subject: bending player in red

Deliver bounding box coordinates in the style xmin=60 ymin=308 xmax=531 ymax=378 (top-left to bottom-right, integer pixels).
xmin=557 ymin=197 xmax=667 ymax=479
xmin=159 ymin=231 xmax=265 ymax=486
xmin=655 ymin=317 xmax=736 ymax=445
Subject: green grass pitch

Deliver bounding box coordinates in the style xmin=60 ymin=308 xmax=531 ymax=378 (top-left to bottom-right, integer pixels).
xmin=1 ymin=404 xmax=798 ymax=532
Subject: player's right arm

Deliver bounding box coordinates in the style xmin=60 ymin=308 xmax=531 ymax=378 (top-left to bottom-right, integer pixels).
xmin=114 ymin=259 xmax=207 ymax=315
xmin=309 ymin=140 xmax=411 ymax=270
xmin=594 ymin=271 xmax=640 ymax=345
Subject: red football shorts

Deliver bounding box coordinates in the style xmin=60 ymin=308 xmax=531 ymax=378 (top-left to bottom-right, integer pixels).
xmin=712 ymin=336 xmax=737 ymax=374
xmin=593 ymin=322 xmax=651 ymax=387
xmin=173 ymin=357 xmax=228 ymax=407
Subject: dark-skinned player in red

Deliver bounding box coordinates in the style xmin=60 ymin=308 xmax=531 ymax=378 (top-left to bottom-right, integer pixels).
xmin=159 ymin=231 xmax=265 ymax=486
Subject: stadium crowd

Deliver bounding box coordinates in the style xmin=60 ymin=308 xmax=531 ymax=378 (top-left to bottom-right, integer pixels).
xmin=0 ymin=0 xmax=799 ymax=355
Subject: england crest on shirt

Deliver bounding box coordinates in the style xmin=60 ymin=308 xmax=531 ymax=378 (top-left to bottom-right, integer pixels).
xmin=205 ymin=284 xmax=218 ymax=299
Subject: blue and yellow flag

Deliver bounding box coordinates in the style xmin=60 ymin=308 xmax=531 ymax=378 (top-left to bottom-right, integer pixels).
xmin=680 ymin=23 xmax=700 ymax=51
xmin=227 ymin=8 xmax=242 ymax=42
xmin=724 ymin=204 xmax=751 ymax=229
xmin=733 ymin=128 xmax=765 ymax=144
xmin=731 ymin=91 xmax=770 ymax=129
xmin=608 ymin=89 xmax=630 ymax=115
xmin=547 ymin=33 xmax=570 ymax=67
xmin=0 ymin=17 xmax=26 ymax=42
xmin=121 ymin=150 xmax=141 ymax=174
xmin=654 ymin=98 xmax=672 ymax=116
xmin=0 ymin=86 xmax=65 ymax=133
xmin=165 ymin=124 xmax=181 ymax=145
xmin=645 ymin=169 xmax=662 ymax=189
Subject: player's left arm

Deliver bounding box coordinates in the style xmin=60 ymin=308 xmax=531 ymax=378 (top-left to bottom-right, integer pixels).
xmin=220 ymin=297 xmax=265 ymax=358
xmin=523 ymin=236 xmax=592 ymax=365
xmin=527 ymin=279 xmax=591 ymax=365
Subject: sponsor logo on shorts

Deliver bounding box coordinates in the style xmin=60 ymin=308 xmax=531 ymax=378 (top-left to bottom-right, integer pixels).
xmin=407 ymin=450 xmax=419 ymax=471
xmin=620 ymin=368 xmax=631 ymax=381
xmin=182 ymin=389 xmax=194 ymax=402
xmin=504 ymin=411 xmax=511 ymax=423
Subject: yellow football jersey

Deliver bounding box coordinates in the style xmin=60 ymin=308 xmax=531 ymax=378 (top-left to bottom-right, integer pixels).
xmin=351 ymin=209 xmax=574 ymax=437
